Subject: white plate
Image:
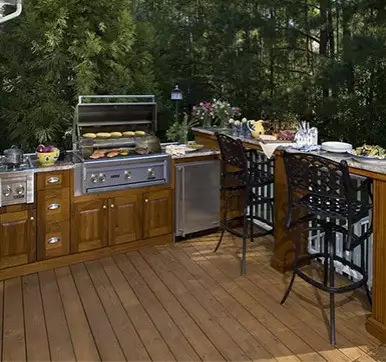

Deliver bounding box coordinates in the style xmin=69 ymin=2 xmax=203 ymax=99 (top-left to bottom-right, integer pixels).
xmin=321 ymin=141 xmax=352 ymax=153
xmin=347 ymin=151 xmax=386 ymax=164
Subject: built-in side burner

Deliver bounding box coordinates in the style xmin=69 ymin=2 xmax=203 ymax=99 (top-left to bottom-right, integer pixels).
xmin=0 ymin=155 xmax=34 ymax=206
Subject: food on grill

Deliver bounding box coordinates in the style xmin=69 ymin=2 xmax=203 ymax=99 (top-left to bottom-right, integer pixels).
xmin=107 ymin=151 xmax=119 ymax=158
xmin=90 ymin=151 xmax=105 ymax=159
xmin=119 ymin=151 xmax=129 ymax=156
xmin=111 ymin=132 xmax=122 ymax=138
xmin=83 ymin=133 xmax=97 ymax=139
xmin=135 ymin=131 xmax=146 ymax=136
xmin=352 ymin=144 xmax=386 ymax=158
xmin=96 ymin=132 xmax=111 ymax=138
xmin=123 ymin=131 xmax=135 ymax=137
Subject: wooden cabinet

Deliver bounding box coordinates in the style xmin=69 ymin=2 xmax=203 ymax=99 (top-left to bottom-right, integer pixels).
xmin=143 ymin=190 xmax=173 ymax=239
xmin=72 ymin=199 xmax=109 ymax=253
xmin=72 ymin=188 xmax=173 ymax=251
xmin=0 ymin=210 xmax=36 ymax=268
xmin=37 ymin=171 xmax=71 ymax=260
xmin=109 ymin=195 xmax=142 ymax=246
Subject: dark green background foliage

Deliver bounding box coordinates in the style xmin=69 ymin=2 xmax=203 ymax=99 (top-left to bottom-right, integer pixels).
xmin=0 ymin=0 xmax=385 ymax=150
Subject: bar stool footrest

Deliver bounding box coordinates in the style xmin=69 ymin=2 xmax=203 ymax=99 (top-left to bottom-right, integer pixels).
xmin=293 ymin=253 xmax=368 ymax=294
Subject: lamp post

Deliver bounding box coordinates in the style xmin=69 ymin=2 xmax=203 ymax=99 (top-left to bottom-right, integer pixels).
xmin=170 ymin=85 xmax=183 ymax=121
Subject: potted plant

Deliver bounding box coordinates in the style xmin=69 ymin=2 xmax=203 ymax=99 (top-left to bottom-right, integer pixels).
xmin=166 ymin=113 xmax=198 ymax=144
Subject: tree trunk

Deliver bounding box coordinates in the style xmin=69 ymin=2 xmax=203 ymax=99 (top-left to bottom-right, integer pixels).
xmin=342 ymin=4 xmax=354 ymax=93
xmin=320 ymin=0 xmax=329 ymax=98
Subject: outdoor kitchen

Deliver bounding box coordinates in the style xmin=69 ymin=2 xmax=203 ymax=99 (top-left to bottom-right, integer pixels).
xmin=0 ymin=94 xmax=223 ymax=270
xmin=1 ymin=0 xmax=386 ymax=361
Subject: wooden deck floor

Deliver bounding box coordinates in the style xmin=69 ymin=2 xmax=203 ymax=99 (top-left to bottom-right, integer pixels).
xmin=0 ymin=233 xmax=385 ymax=362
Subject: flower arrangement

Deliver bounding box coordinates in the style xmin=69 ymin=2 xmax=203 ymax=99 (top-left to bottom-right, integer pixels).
xmin=192 ymin=99 xmax=241 ymax=128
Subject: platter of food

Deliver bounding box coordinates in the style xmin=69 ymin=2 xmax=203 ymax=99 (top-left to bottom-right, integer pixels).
xmin=348 ymin=144 xmax=386 ymax=164
xmin=186 ymin=141 xmax=204 ymax=150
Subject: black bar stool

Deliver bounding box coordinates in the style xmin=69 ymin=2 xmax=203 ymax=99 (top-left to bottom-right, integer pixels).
xmin=281 ymin=152 xmax=373 ymax=345
xmin=215 ymin=132 xmax=274 ymax=275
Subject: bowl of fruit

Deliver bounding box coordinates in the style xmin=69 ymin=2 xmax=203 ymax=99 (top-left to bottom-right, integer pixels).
xmin=36 ymin=144 xmax=60 ymax=166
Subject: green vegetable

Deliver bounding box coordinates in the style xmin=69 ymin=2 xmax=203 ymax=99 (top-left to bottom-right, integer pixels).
xmin=353 ymin=144 xmax=386 ymax=158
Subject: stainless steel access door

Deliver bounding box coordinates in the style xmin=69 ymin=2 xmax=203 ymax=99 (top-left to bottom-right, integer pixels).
xmin=175 ymin=160 xmax=220 ymax=237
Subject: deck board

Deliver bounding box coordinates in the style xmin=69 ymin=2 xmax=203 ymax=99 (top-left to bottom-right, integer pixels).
xmin=22 ymin=274 xmax=50 ymax=361
xmin=0 ymin=234 xmax=383 ymax=362
xmin=38 ymin=270 xmax=75 ymax=362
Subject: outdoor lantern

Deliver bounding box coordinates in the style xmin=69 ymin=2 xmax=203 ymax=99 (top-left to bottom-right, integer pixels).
xmin=170 ymin=85 xmax=183 ymax=101
xmin=0 ymin=0 xmax=22 ymax=24
xmin=170 ymin=85 xmax=183 ymax=120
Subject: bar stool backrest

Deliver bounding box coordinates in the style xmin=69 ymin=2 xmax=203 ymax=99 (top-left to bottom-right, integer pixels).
xmin=215 ymin=132 xmax=248 ymax=174
xmin=283 ymin=152 xmax=356 ymax=219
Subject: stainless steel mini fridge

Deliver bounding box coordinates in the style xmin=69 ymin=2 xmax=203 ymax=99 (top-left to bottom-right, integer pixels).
xmin=175 ymin=160 xmax=220 ymax=237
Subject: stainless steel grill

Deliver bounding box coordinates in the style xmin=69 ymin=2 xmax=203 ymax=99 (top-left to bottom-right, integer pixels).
xmin=72 ymin=95 xmax=170 ymax=196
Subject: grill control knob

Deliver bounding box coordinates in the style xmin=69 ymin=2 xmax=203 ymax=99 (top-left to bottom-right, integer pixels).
xmin=90 ymin=174 xmax=98 ymax=183
xmin=16 ymin=185 xmax=25 ymax=196
xmin=124 ymin=170 xmax=132 ymax=180
xmin=147 ymin=168 xmax=156 ymax=180
xmin=98 ymin=173 xmax=106 ymax=183
xmin=3 ymin=185 xmax=11 ymax=197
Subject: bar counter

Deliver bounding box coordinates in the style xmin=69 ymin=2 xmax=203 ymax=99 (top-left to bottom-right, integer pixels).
xmin=192 ymin=127 xmax=386 ymax=344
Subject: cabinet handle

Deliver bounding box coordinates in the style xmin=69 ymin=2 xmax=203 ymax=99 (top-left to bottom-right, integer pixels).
xmin=30 ymin=216 xmax=34 ymax=221
xmin=47 ymin=177 xmax=60 ymax=184
xmin=103 ymin=205 xmax=107 ymax=209
xmin=145 ymin=199 xmax=149 ymax=203
xmin=47 ymin=237 xmax=60 ymax=245
xmin=48 ymin=203 xmax=60 ymax=210
xmin=110 ymin=204 xmax=115 ymax=208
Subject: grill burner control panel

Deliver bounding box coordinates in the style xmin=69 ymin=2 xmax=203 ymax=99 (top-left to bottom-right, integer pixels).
xmin=78 ymin=154 xmax=171 ymax=195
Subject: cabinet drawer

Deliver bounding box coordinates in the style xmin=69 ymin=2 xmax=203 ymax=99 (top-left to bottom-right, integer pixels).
xmin=40 ymin=221 xmax=70 ymax=259
xmin=38 ymin=188 xmax=70 ymax=223
xmin=37 ymin=170 xmax=70 ymax=190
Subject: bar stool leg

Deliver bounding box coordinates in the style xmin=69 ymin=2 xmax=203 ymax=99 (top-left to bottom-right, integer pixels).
xmin=328 ymin=231 xmax=336 ymax=345
xmin=281 ymin=272 xmax=296 ymax=305
xmin=241 ymin=189 xmax=249 ymax=275
xmin=361 ymin=243 xmax=372 ymax=307
xmin=323 ymin=236 xmax=329 ymax=286
xmin=214 ymin=189 xmax=228 ymax=253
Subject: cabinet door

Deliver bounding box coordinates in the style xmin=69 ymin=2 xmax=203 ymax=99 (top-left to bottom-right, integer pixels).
xmin=109 ymin=195 xmax=142 ymax=245
xmin=143 ymin=190 xmax=173 ymax=239
xmin=72 ymin=200 xmax=108 ymax=253
xmin=0 ymin=210 xmax=36 ymax=268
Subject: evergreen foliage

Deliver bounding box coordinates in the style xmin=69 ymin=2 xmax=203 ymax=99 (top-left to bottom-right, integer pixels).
xmin=0 ymin=0 xmax=385 ymax=148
